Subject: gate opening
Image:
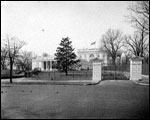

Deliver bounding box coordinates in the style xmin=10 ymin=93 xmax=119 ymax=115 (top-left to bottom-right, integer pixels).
xmin=102 ymin=64 xmax=130 ymax=80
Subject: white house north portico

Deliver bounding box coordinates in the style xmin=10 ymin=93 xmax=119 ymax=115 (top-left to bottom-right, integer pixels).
xmin=32 ymin=55 xmax=55 ymax=71
xmin=77 ymin=39 xmax=126 ymax=65
xmin=77 ymin=47 xmax=109 ymax=64
xmin=77 ymin=40 xmax=109 ymax=63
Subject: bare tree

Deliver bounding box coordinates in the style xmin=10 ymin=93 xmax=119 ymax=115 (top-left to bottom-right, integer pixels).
xmin=1 ymin=46 xmax=8 ymax=70
xmin=31 ymin=52 xmax=38 ymax=59
xmin=3 ymin=34 xmax=26 ymax=83
xmin=101 ymin=29 xmax=123 ymax=65
xmin=126 ymin=1 xmax=149 ymax=35
xmin=15 ymin=51 xmax=33 ymax=72
xmin=124 ymin=30 xmax=149 ymax=58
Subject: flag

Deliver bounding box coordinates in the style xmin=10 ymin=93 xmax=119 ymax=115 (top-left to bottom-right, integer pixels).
xmin=91 ymin=41 xmax=96 ymax=45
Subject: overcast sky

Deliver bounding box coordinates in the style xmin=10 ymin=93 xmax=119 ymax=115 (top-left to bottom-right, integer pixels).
xmin=1 ymin=1 xmax=135 ymax=56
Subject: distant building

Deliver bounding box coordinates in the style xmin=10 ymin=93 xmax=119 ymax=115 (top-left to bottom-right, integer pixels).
xmin=77 ymin=40 xmax=126 ymax=66
xmin=77 ymin=47 xmax=110 ymax=64
xmin=32 ymin=40 xmax=127 ymax=71
xmin=32 ymin=55 xmax=56 ymax=71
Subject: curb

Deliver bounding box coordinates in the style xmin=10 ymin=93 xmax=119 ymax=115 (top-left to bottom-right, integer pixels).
xmin=85 ymin=80 xmax=101 ymax=85
xmin=130 ymin=80 xmax=149 ymax=86
xmin=1 ymin=81 xmax=98 ymax=86
xmin=1 ymin=79 xmax=101 ymax=86
xmin=1 ymin=77 xmax=102 ymax=86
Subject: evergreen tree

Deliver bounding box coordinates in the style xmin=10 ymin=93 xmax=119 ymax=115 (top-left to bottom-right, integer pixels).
xmin=55 ymin=37 xmax=80 ymax=75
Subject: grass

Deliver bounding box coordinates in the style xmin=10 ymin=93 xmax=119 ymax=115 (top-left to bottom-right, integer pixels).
xmin=30 ymin=70 xmax=92 ymax=81
xmin=1 ymin=63 xmax=148 ymax=81
xmin=1 ymin=70 xmax=25 ymax=79
xmin=29 ymin=64 xmax=130 ymax=81
xmin=27 ymin=68 xmax=130 ymax=81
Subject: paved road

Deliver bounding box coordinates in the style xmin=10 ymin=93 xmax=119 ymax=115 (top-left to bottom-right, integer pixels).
xmin=1 ymin=80 xmax=149 ymax=119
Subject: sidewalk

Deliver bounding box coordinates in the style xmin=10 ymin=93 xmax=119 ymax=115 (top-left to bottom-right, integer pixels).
xmin=1 ymin=77 xmax=100 ymax=85
xmin=1 ymin=74 xmax=149 ymax=86
xmin=130 ymin=75 xmax=149 ymax=85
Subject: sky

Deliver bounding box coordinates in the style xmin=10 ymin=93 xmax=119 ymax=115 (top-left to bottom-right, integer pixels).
xmin=1 ymin=1 xmax=135 ymax=56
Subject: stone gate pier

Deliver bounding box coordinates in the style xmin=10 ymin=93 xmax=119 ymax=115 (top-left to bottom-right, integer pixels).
xmin=92 ymin=58 xmax=102 ymax=82
xmin=130 ymin=57 xmax=143 ymax=81
xmin=92 ymin=56 xmax=143 ymax=82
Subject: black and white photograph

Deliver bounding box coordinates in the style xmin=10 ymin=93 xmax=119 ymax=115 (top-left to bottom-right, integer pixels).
xmin=1 ymin=1 xmax=149 ymax=119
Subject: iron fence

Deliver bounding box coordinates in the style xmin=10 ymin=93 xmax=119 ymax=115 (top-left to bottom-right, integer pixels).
xmin=102 ymin=64 xmax=130 ymax=80
xmin=30 ymin=70 xmax=92 ymax=81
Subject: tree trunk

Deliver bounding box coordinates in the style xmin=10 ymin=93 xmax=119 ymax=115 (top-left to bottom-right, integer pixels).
xmin=65 ymin=66 xmax=68 ymax=76
xmin=2 ymin=64 xmax=5 ymax=70
xmin=65 ymin=70 xmax=68 ymax=76
xmin=112 ymin=58 xmax=116 ymax=65
xmin=10 ymin=57 xmax=13 ymax=83
xmin=141 ymin=28 xmax=144 ymax=58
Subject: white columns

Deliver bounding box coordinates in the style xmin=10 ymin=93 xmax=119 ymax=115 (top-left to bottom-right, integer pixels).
xmin=45 ymin=61 xmax=48 ymax=71
xmin=32 ymin=61 xmax=36 ymax=70
xmin=50 ymin=61 xmax=52 ymax=71
xmin=42 ymin=61 xmax=45 ymax=71
xmin=39 ymin=62 xmax=42 ymax=69
xmin=32 ymin=59 xmax=54 ymax=71
xmin=44 ymin=61 xmax=52 ymax=71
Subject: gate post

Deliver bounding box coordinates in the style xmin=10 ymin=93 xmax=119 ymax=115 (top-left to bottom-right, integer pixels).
xmin=130 ymin=57 xmax=143 ymax=81
xmin=92 ymin=58 xmax=102 ymax=82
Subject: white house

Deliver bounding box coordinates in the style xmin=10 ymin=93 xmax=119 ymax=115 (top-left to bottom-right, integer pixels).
xmin=77 ymin=40 xmax=126 ymax=65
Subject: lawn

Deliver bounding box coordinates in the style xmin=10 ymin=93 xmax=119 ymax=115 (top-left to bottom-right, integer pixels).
xmin=29 ymin=70 xmax=92 ymax=81
xmin=1 ymin=80 xmax=149 ymax=119
xmin=28 ymin=65 xmax=130 ymax=81
xmin=1 ymin=70 xmax=25 ymax=79
xmin=1 ymin=63 xmax=148 ymax=81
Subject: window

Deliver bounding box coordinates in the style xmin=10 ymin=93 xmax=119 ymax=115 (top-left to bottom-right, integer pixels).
xmin=89 ymin=54 xmax=94 ymax=58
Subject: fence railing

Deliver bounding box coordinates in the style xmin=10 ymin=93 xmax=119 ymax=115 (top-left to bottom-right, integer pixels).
xmin=28 ymin=63 xmax=148 ymax=81
xmin=30 ymin=70 xmax=92 ymax=81
xmin=102 ymin=64 xmax=130 ymax=80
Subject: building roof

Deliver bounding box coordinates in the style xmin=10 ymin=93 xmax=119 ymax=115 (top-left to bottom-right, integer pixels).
xmin=77 ymin=47 xmax=124 ymax=56
xmin=32 ymin=55 xmax=55 ymax=62
xmin=77 ymin=47 xmax=107 ymax=53
xmin=92 ymin=58 xmax=103 ymax=62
